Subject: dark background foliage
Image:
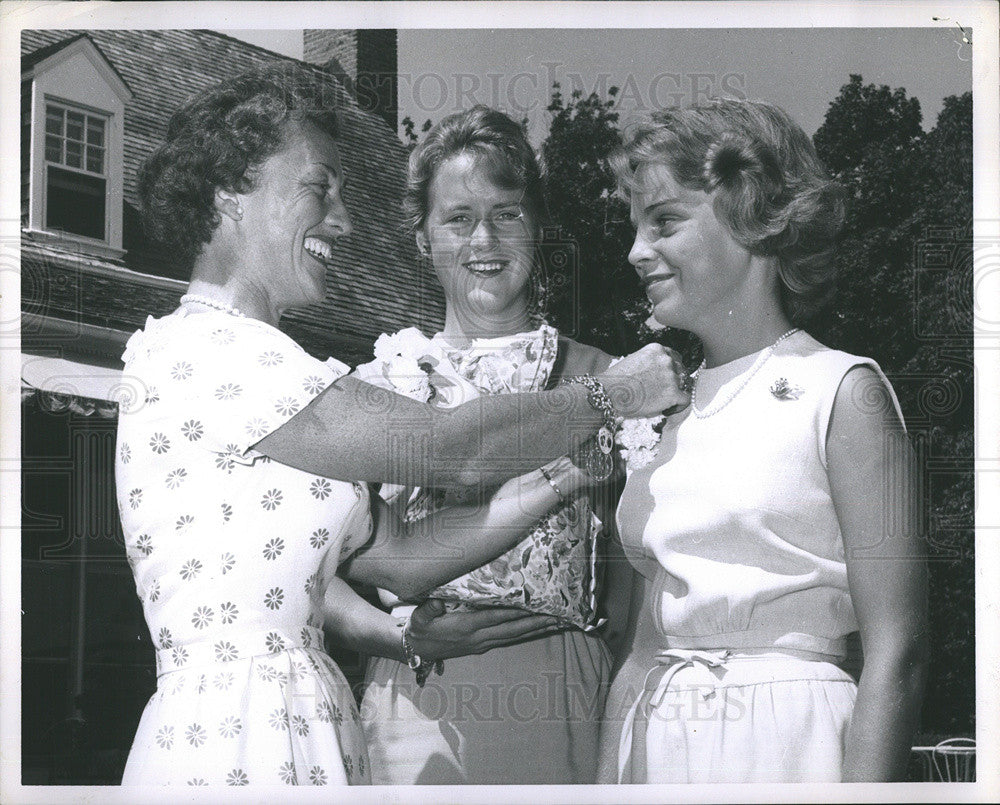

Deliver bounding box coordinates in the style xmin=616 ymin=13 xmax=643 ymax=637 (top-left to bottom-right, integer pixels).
xmin=539 ymin=76 xmax=975 ymax=740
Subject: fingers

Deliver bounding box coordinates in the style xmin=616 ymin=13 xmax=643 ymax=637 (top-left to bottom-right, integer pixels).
xmin=478 ymin=622 xmax=569 ymax=653
xmin=409 ymin=598 xmax=446 ymax=627
xmin=410 ymin=604 xmax=534 ymax=639
xmin=449 ymin=606 xmax=539 ymax=628
xmin=475 ymin=614 xmax=565 ymax=644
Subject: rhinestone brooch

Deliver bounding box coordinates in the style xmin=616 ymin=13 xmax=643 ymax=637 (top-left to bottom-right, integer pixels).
xmin=770 ymin=377 xmax=803 ymax=400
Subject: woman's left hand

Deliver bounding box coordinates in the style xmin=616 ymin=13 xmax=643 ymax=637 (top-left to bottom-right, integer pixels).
xmin=407 ymin=599 xmax=567 ymax=661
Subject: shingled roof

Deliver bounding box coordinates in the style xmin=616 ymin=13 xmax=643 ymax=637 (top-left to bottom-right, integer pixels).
xmin=21 ymin=29 xmax=444 ymax=366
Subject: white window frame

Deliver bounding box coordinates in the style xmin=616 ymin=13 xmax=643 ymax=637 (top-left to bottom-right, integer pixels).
xmin=41 ymin=99 xmax=111 ymax=243
xmin=22 ymin=37 xmax=132 ymax=259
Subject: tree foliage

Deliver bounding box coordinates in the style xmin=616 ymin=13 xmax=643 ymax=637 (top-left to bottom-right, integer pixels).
xmin=813 ymin=80 xmax=974 ymax=739
xmin=400 ymin=115 xmax=432 ymax=150
xmin=541 ymin=86 xmax=634 ymax=354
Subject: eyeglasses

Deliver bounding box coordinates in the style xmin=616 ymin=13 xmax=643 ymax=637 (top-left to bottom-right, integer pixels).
xmin=435 ymin=206 xmax=529 ymax=239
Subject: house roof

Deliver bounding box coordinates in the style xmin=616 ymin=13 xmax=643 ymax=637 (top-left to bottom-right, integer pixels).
xmin=21 ymin=33 xmax=132 ymax=98
xmin=21 ymin=29 xmax=444 ymax=364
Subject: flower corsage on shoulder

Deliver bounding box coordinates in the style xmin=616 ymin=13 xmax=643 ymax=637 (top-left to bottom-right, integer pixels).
xmin=364 ymin=327 xmax=481 ymax=407
xmin=603 ymin=354 xmax=666 ymax=471
xmin=371 ymin=327 xmax=435 ymax=402
xmin=616 ymin=415 xmax=666 ymax=470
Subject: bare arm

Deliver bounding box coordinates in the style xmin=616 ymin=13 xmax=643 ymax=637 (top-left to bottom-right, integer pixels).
xmin=342 ymin=457 xmax=588 ymax=599
xmin=829 ymin=367 xmax=928 ymax=782
xmin=322 ymin=576 xmax=405 ymax=662
xmin=256 ymin=344 xmax=688 ymax=487
xmin=322 ymin=577 xmax=564 ymax=663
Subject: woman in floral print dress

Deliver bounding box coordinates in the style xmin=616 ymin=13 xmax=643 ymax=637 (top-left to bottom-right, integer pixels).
xmin=324 ymin=107 xmax=637 ymax=784
xmin=116 ymin=68 xmax=686 ymax=786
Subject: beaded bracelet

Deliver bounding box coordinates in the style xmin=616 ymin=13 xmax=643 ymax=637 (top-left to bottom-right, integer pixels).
xmin=560 ymin=375 xmax=622 ymax=480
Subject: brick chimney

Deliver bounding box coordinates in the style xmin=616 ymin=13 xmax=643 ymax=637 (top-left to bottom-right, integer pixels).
xmin=304 ymin=30 xmax=398 ymax=133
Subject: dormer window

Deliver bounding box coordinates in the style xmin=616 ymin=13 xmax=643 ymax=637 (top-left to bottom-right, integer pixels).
xmin=44 ymin=102 xmax=108 ymax=240
xmin=22 ymin=35 xmax=132 ymax=258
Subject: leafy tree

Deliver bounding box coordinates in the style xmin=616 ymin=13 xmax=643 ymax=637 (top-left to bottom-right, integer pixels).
xmin=541 ymin=86 xmax=633 ymax=355
xmin=400 ymin=115 xmax=432 ymax=150
xmin=812 ymin=75 xmax=927 ymax=365
xmin=813 ymin=78 xmax=974 ymax=739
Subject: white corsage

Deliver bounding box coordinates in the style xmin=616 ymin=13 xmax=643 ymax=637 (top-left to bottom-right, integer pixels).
xmin=606 ymin=353 xmax=665 ymax=470
xmin=616 ymin=415 xmax=666 ymax=470
xmin=371 ymin=327 xmax=434 ymax=402
xmin=372 ymin=326 xmax=429 ymax=363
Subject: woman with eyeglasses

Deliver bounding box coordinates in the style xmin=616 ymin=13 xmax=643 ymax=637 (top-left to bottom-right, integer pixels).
xmin=322 ymin=106 xmax=646 ymax=784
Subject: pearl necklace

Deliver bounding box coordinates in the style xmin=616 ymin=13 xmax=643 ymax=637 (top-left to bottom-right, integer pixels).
xmin=179 ymin=293 xmax=246 ymax=318
xmin=691 ymin=328 xmax=799 ymax=418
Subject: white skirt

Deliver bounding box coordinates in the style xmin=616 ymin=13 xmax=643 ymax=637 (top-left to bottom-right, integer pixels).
xmin=605 ymin=649 xmax=856 ymax=783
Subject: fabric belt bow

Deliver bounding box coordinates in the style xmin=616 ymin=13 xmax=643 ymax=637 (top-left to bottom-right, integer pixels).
xmin=617 ymin=648 xmax=732 ymax=783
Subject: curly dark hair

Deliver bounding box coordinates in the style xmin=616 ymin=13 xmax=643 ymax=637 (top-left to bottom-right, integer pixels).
xmin=138 ymin=63 xmax=340 ymax=270
xmin=612 ymin=99 xmax=846 ymax=324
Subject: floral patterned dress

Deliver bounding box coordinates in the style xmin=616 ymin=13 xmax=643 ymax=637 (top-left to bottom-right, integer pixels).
xmin=353 ymin=326 xmax=613 ymax=784
xmin=116 ymin=310 xmax=372 ymax=786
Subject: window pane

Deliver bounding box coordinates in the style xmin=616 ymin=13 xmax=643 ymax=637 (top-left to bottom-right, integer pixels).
xmin=65 ymin=140 xmax=82 ymax=169
xmin=45 ymin=107 xmax=63 ymax=135
xmin=45 ymin=135 xmax=62 ymax=164
xmin=86 ymin=146 xmax=104 ymax=174
xmin=46 ymin=166 xmax=106 ymax=240
xmin=66 ymin=111 xmax=84 ymax=143
xmin=86 ymin=119 xmax=105 ymax=146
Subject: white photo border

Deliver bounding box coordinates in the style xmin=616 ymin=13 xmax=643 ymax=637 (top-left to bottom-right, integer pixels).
xmin=1 ymin=2 xmax=997 ymax=803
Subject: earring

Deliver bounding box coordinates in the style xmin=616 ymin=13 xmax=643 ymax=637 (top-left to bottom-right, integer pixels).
xmin=234 ymin=204 xmax=244 ymax=221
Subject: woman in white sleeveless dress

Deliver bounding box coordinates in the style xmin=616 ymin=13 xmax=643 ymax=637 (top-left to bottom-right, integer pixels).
xmin=323 ymin=106 xmax=638 ymax=784
xmin=598 ymin=100 xmax=928 ymax=783
xmin=116 ymin=67 xmax=686 ymax=787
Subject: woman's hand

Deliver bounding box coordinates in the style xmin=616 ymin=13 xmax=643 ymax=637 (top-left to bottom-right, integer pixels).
xmin=599 ymin=343 xmax=690 ymax=418
xmin=407 ymin=599 xmax=567 ymax=661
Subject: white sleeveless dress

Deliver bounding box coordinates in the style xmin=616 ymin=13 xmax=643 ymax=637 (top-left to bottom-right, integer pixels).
xmin=598 ymin=330 xmax=904 ymax=783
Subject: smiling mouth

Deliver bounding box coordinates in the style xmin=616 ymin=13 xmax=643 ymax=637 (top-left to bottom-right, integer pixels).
xmin=304 ymin=236 xmax=334 ymax=264
xmin=641 ymin=273 xmax=675 ymax=289
xmin=464 ymin=260 xmax=507 ymax=278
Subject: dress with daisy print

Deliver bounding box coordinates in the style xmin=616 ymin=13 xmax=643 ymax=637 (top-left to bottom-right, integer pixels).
xmin=116 ymin=309 xmax=372 ymax=786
